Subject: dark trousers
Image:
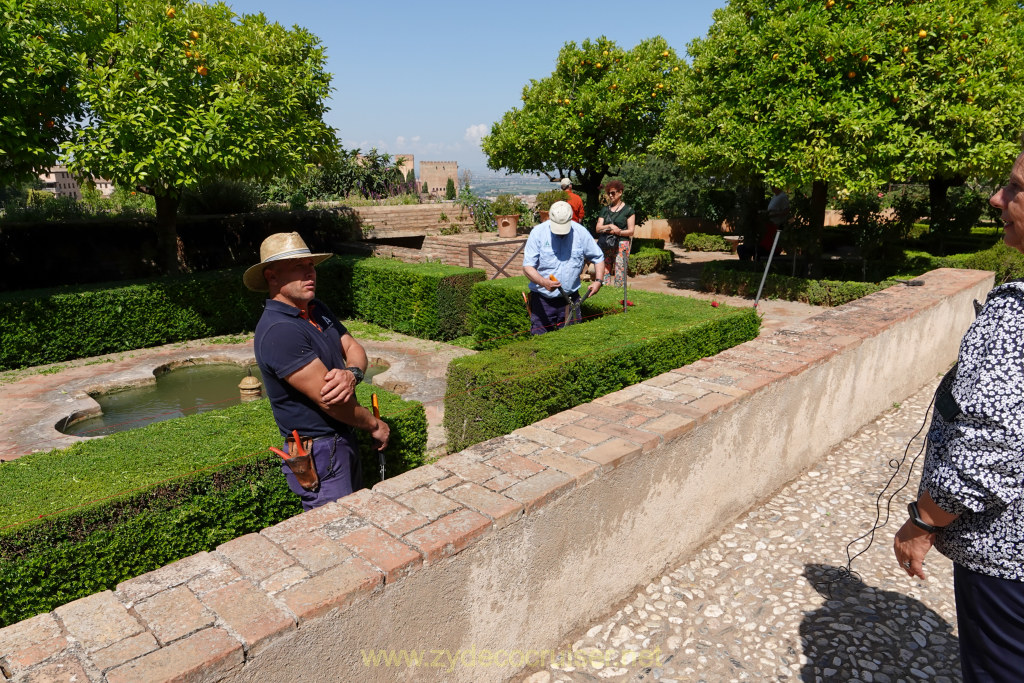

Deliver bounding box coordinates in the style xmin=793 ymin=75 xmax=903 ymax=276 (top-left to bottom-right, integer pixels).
xmin=529 ymin=291 xmax=569 ymax=335
xmin=280 ymin=432 xmax=357 ymax=510
xmin=954 ymin=562 xmax=1024 ymax=682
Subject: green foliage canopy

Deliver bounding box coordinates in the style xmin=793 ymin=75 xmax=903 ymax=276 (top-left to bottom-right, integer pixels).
xmin=64 ymin=0 xmax=336 ymax=270
xmin=482 ymin=36 xmax=686 ymax=213
xmin=0 ymin=0 xmax=110 ymax=185
xmin=657 ymin=0 xmax=1024 ymax=192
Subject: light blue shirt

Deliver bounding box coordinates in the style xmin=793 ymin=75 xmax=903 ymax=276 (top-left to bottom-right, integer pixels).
xmin=523 ymin=222 xmax=604 ymax=298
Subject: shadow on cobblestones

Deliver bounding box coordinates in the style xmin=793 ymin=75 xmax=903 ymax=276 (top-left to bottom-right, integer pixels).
xmin=800 ymin=564 xmax=960 ymax=682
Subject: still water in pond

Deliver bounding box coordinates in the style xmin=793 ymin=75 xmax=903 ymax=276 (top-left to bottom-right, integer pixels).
xmin=62 ymin=363 xmax=387 ymax=437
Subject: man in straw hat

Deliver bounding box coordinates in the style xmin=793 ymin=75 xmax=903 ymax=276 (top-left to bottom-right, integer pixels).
xmin=523 ymin=200 xmax=604 ymax=334
xmin=245 ymin=232 xmax=389 ymax=510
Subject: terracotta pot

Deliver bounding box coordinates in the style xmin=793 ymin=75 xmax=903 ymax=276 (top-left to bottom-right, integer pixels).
xmin=538 ymin=210 xmax=550 ymax=223
xmin=496 ymin=214 xmax=519 ymax=238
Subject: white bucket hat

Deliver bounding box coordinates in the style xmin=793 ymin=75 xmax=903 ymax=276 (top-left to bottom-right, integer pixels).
xmin=243 ymin=232 xmax=332 ymax=291
xmin=548 ymin=201 xmax=573 ymax=235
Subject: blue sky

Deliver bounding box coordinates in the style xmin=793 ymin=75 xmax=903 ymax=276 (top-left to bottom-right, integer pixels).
xmin=226 ymin=0 xmax=728 ymax=174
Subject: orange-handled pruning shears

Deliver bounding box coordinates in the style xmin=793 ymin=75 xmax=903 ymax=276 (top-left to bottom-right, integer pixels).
xmin=291 ymin=429 xmax=307 ymax=457
xmin=268 ymin=429 xmax=309 ymax=460
xmin=371 ymin=393 xmax=385 ymax=481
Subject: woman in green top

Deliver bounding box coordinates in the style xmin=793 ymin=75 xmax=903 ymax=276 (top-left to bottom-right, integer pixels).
xmin=595 ymin=179 xmax=636 ymax=288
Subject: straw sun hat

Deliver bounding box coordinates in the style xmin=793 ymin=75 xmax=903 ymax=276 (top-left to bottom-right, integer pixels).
xmin=243 ymin=232 xmax=332 ymax=292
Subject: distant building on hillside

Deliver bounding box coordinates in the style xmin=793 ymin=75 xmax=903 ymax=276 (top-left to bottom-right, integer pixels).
xmin=420 ymin=161 xmax=458 ymax=198
xmin=39 ymin=166 xmax=114 ymax=200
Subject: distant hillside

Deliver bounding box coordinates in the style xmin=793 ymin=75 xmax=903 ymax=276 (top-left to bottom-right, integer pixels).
xmin=467 ymin=172 xmax=557 ymax=197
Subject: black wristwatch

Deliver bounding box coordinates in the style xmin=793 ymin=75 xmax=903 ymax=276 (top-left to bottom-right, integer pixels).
xmin=907 ymin=501 xmax=945 ymax=534
xmin=346 ymin=366 xmax=364 ymax=385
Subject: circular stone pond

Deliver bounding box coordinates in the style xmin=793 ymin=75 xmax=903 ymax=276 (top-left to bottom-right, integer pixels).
xmin=59 ymin=361 xmax=390 ymax=438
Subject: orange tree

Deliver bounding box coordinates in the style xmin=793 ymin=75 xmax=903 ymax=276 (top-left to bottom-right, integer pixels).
xmin=482 ymin=36 xmax=685 ymax=218
xmin=655 ymin=0 xmax=1024 ymax=262
xmin=65 ymin=0 xmax=335 ymax=271
xmin=0 ymin=0 xmax=111 ymax=186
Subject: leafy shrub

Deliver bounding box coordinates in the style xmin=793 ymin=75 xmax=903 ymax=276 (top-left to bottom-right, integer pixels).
xmin=445 ymin=290 xmax=760 ymax=451
xmin=350 ymin=259 xmax=485 ymax=340
xmin=288 ymin=191 xmax=308 ymax=211
xmin=701 ymin=261 xmax=896 ymax=306
xmin=682 ymin=233 xmax=730 ymax=252
xmin=0 ymin=386 xmax=425 ymax=627
xmin=180 ymin=177 xmax=263 ymax=215
xmin=457 ymin=187 xmax=496 ymax=232
xmin=535 ymin=190 xmax=568 ymax=212
xmin=490 ymin=193 xmax=528 ymax=216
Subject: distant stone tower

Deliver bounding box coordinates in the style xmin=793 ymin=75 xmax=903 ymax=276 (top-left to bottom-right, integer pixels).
xmin=420 ymin=161 xmax=458 ymax=198
xmin=394 ymin=154 xmax=414 ymax=179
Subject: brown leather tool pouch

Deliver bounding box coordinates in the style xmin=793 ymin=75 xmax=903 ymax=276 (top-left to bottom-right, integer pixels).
xmin=284 ymin=436 xmax=319 ymax=491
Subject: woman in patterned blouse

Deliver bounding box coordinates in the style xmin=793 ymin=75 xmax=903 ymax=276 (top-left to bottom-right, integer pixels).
xmin=894 ymin=149 xmax=1024 ymax=681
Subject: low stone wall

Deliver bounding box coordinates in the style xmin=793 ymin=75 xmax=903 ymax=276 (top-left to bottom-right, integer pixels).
xmin=366 ymin=232 xmax=529 ymax=279
xmin=0 ymin=269 xmax=992 ymax=683
xmin=357 ymin=203 xmax=474 ymax=239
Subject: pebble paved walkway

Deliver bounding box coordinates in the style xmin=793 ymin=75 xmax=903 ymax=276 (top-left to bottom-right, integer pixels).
xmin=517 ymin=374 xmax=961 ymax=683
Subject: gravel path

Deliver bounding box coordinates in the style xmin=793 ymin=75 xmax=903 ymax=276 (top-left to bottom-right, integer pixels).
xmin=517 ymin=374 xmax=961 ymax=683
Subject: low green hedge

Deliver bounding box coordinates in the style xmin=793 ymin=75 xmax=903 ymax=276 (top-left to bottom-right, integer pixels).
xmin=700 ymin=261 xmax=897 ymax=306
xmin=930 ymin=242 xmax=1024 ymax=283
xmin=0 ymin=385 xmax=425 ymax=627
xmin=629 ymin=245 xmax=674 ymax=275
xmin=682 ymin=233 xmax=731 ymax=252
xmin=468 ymin=276 xmax=614 ymax=351
xmin=445 ymin=290 xmax=760 ymax=452
xmin=0 ymin=256 xmax=484 ymax=371
xmin=350 ymin=259 xmax=485 ymax=340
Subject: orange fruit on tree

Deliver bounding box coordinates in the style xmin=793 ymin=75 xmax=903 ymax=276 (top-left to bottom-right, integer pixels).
xmin=918 ymin=29 xmax=927 ymax=38
xmin=197 ymin=65 xmax=208 ymax=75
xmin=190 ymin=30 xmax=199 ymax=39
xmin=825 ymin=55 xmax=834 ymax=62
xmin=848 ymin=71 xmax=856 ymax=78
xmin=166 ymin=6 xmax=175 ymax=18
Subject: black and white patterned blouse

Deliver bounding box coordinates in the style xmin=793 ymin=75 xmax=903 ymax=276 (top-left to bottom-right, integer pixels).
xmin=920 ymin=280 xmax=1024 ymax=581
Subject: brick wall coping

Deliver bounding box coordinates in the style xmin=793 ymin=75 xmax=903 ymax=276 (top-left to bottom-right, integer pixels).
xmin=0 ymin=268 xmax=992 ymax=682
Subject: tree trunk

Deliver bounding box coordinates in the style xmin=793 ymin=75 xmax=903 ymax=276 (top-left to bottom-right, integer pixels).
xmin=578 ymin=173 xmax=604 ymax=230
xmin=154 ymin=193 xmax=185 ymax=273
xmin=807 ymin=180 xmax=828 ymax=277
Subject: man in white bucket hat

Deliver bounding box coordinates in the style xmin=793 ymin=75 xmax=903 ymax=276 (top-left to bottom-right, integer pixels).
xmin=245 ymin=232 xmax=389 ymax=509
xmin=522 ymin=201 xmax=605 ymax=334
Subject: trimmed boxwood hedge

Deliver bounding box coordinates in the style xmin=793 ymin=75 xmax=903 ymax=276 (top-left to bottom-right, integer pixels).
xmin=468 ymin=276 xmax=615 ymax=350
xmin=350 ymin=259 xmax=485 ymax=340
xmin=445 ymin=289 xmax=760 ymax=452
xmin=0 ymin=256 xmax=484 ymax=371
xmin=700 ymin=260 xmax=898 ymax=307
xmin=629 ymin=245 xmax=674 ymax=275
xmin=0 ymin=384 xmax=425 ymax=627
xmin=682 ymin=233 xmax=731 ymax=252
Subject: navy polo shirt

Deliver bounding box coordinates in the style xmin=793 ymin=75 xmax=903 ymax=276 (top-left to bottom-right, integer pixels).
xmin=254 ymin=298 xmax=352 ymax=439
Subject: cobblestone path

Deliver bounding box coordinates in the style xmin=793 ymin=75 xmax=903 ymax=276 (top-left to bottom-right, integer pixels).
xmin=518 ymin=374 xmax=961 ymax=683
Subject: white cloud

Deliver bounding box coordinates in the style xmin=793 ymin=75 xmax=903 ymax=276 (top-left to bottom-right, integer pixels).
xmin=464 ymin=124 xmax=489 ymax=143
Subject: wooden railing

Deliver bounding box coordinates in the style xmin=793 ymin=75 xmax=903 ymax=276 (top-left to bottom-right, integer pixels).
xmin=468 ymin=239 xmax=528 ymax=279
